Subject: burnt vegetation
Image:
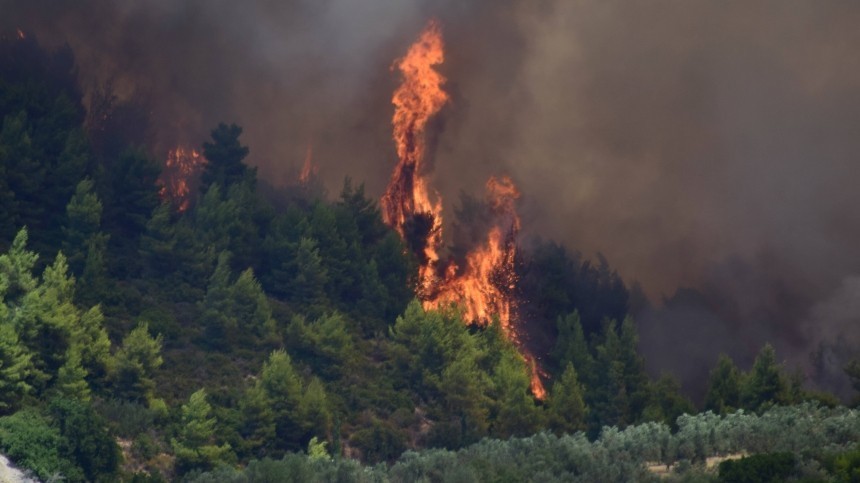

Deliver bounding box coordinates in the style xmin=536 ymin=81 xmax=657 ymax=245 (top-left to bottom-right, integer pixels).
xmin=0 ymin=33 xmax=859 ymax=483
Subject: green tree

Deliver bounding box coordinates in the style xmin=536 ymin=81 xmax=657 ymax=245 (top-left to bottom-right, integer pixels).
xmin=200 ymin=123 xmax=252 ymax=193
xmin=260 ymin=350 xmax=303 ymax=444
xmin=8 ymin=251 xmax=110 ymax=394
xmin=172 ymin=389 xmax=232 ymax=475
xmin=194 ymin=182 xmax=262 ymax=272
xmin=489 ymin=352 xmax=544 ymax=438
xmin=705 ymin=354 xmax=742 ymax=414
xmin=102 ymin=148 xmax=161 ymax=252
xmin=740 ymin=343 xmax=787 ymax=411
xmin=0 ymin=321 xmax=33 ymax=412
xmin=199 ymin=253 xmax=276 ymax=350
xmin=61 ymin=179 xmax=111 ymax=305
xmin=547 ymin=362 xmax=588 ymax=434
xmin=552 ymin=311 xmax=594 ymax=385
xmin=139 ymin=203 xmax=214 ymax=295
xmin=110 ymin=322 xmax=163 ymax=404
xmin=49 ymin=397 xmax=121 ymax=482
xmin=62 ymin=178 xmax=108 ymax=275
xmin=297 ymin=378 xmax=332 ymax=443
xmin=200 ymin=251 xmax=234 ymax=349
xmin=286 ymin=312 xmax=356 ymax=380
xmin=0 ymin=228 xmax=38 ymax=303
xmin=643 ymin=374 xmax=695 ymax=429
xmin=291 ymin=237 xmax=329 ymax=306
xmin=230 ymin=268 xmax=277 ymax=346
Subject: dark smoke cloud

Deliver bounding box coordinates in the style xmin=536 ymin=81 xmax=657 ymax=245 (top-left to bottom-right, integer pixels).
xmin=5 ymin=0 xmax=860 ymax=394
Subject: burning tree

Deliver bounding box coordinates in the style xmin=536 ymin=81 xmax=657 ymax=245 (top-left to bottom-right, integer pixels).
xmin=381 ymin=21 xmax=546 ymax=399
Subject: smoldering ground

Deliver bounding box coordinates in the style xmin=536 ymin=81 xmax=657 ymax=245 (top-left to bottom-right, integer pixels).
xmin=5 ymin=0 xmax=860 ymax=397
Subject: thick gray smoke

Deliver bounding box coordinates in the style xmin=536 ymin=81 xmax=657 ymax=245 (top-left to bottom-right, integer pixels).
xmin=5 ymin=0 xmax=860 ymax=397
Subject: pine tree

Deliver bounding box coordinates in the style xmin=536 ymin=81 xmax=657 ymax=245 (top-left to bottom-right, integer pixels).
xmin=740 ymin=343 xmax=786 ymax=411
xmin=255 ymin=350 xmax=304 ymax=453
xmin=704 ymin=354 xmax=741 ymax=414
xmin=0 ymin=322 xmax=33 ymax=413
xmin=643 ymin=374 xmax=694 ymax=429
xmin=547 ymin=362 xmax=588 ymax=434
xmin=200 ymin=251 xmax=234 ymax=349
xmin=110 ymin=322 xmax=163 ymax=404
xmin=103 ymin=148 xmax=161 ymax=242
xmin=489 ymin=352 xmax=543 ymax=438
xmin=230 ymin=268 xmax=277 ymax=346
xmin=172 ymin=389 xmax=233 ymax=475
xmin=0 ymin=228 xmax=38 ymax=303
xmin=297 ymin=377 xmax=332 ymax=442
xmin=62 ymin=178 xmax=104 ymax=275
xmin=200 ymin=123 xmax=252 ymax=193
xmin=56 ymin=348 xmax=90 ymax=401
xmin=552 ymin=311 xmax=594 ymax=385
xmin=291 ymin=237 xmax=328 ymax=306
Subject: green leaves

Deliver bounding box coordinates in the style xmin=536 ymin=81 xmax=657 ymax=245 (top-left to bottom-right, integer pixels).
xmin=172 ymin=389 xmax=233 ymax=476
xmin=109 ymin=322 xmax=163 ymax=404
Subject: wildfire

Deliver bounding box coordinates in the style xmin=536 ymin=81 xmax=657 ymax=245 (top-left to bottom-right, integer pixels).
xmin=380 ymin=19 xmax=448 ymax=297
xmin=381 ymin=21 xmax=546 ymax=399
xmin=299 ymin=143 xmax=317 ymax=185
xmin=158 ymin=147 xmax=206 ymax=212
xmin=426 ymin=176 xmax=520 ymax=336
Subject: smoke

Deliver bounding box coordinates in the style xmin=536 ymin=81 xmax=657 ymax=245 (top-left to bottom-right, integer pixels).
xmin=6 ymin=0 xmax=860 ymax=394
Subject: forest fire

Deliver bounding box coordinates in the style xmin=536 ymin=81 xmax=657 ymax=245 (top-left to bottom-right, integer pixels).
xmin=380 ymin=19 xmax=448 ymax=298
xmin=299 ymin=143 xmax=317 ymax=185
xmin=381 ymin=21 xmax=546 ymax=399
xmin=158 ymin=146 xmax=206 ymax=212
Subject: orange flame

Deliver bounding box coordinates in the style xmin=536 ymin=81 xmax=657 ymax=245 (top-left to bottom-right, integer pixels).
xmin=16 ymin=29 xmax=25 ymax=40
xmin=426 ymin=176 xmax=520 ymax=335
xmin=158 ymin=147 xmax=206 ymax=212
xmin=299 ymin=143 xmax=317 ymax=185
xmin=380 ymin=21 xmax=546 ymax=399
xmin=426 ymin=176 xmax=547 ymax=399
xmin=380 ymin=19 xmax=448 ymax=297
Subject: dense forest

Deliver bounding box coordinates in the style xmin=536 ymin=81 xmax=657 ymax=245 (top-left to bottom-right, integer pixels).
xmin=1 ymin=31 xmax=860 ymax=483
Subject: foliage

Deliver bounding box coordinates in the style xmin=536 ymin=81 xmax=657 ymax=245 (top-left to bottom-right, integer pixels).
xmin=718 ymin=452 xmax=796 ymax=483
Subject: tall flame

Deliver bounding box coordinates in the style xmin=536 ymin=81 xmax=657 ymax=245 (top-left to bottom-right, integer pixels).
xmin=158 ymin=147 xmax=206 ymax=212
xmin=380 ymin=19 xmax=448 ymax=297
xmin=381 ymin=21 xmax=546 ymax=399
xmin=299 ymin=143 xmax=317 ymax=185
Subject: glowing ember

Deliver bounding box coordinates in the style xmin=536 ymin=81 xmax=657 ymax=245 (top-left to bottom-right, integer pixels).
xmin=158 ymin=147 xmax=206 ymax=212
xmin=299 ymin=143 xmax=317 ymax=185
xmin=380 ymin=21 xmax=546 ymax=399
xmin=16 ymin=29 xmax=25 ymax=40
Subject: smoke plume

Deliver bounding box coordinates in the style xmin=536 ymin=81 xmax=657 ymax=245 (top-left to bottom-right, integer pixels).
xmin=5 ymin=0 xmax=860 ymax=395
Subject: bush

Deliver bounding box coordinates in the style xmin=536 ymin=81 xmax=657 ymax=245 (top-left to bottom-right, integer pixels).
xmin=49 ymin=398 xmax=121 ymax=482
xmin=718 ymin=452 xmax=796 ymax=483
xmin=0 ymin=409 xmax=84 ymax=481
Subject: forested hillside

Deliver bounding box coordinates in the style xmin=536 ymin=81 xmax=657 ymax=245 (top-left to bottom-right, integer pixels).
xmin=1 ymin=31 xmax=859 ymax=483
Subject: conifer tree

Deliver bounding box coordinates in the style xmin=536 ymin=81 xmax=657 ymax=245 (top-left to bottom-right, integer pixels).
xmin=110 ymin=322 xmax=163 ymax=404
xmin=552 ymin=311 xmax=594 ymax=385
xmin=62 ymin=179 xmax=104 ymax=274
xmin=547 ymin=362 xmax=588 ymax=434
xmin=200 ymin=123 xmax=252 ymax=193
xmin=0 ymin=322 xmax=33 ymax=413
xmin=740 ymin=343 xmax=786 ymax=411
xmin=490 ymin=352 xmax=544 ymax=438
xmin=172 ymin=389 xmax=233 ymax=475
xmin=704 ymin=354 xmax=741 ymax=414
